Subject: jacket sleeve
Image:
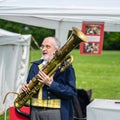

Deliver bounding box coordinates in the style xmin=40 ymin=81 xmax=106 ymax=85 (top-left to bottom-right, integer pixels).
xmin=26 ymin=63 xmax=39 ymax=83
xmin=49 ymin=65 xmax=77 ymax=99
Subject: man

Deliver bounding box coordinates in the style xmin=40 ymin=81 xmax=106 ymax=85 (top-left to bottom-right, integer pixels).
xmin=22 ymin=37 xmax=77 ymax=120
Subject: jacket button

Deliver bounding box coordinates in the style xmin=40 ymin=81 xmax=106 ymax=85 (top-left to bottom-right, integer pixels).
xmin=48 ymin=96 xmax=50 ymax=99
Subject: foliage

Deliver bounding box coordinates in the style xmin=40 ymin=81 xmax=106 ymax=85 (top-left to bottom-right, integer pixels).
xmin=104 ymin=32 xmax=120 ymax=50
xmin=0 ymin=19 xmax=120 ymax=50
xmin=0 ymin=19 xmax=55 ymax=49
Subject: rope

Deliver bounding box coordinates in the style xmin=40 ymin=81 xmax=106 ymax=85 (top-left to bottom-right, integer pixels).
xmin=31 ymin=36 xmax=40 ymax=50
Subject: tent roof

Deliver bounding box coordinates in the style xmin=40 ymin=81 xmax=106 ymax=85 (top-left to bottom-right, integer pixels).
xmin=0 ymin=0 xmax=119 ymax=23
xmin=0 ymin=0 xmax=120 ymax=44
xmin=0 ymin=28 xmax=31 ymax=45
xmin=0 ymin=28 xmax=20 ymax=36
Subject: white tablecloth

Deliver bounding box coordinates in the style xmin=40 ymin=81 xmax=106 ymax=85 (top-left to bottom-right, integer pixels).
xmin=87 ymin=99 xmax=120 ymax=120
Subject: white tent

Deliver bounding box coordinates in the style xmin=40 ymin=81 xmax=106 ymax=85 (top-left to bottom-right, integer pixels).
xmin=0 ymin=0 xmax=120 ymax=45
xmin=0 ymin=29 xmax=31 ymax=114
xmin=0 ymin=0 xmax=120 ymax=114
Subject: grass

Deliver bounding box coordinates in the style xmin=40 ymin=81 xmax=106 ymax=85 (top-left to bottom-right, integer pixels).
xmin=1 ymin=50 xmax=120 ymax=119
xmin=72 ymin=50 xmax=120 ymax=99
xmin=28 ymin=49 xmax=120 ymax=99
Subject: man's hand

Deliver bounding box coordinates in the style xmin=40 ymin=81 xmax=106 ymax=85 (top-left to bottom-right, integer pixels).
xmin=20 ymin=82 xmax=30 ymax=93
xmin=21 ymin=84 xmax=29 ymax=92
xmin=37 ymin=71 xmax=53 ymax=86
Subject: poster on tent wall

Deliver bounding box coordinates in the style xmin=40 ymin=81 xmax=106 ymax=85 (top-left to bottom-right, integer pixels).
xmin=80 ymin=22 xmax=104 ymax=55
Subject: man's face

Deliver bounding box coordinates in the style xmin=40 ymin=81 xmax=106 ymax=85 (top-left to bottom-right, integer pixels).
xmin=41 ymin=38 xmax=57 ymax=61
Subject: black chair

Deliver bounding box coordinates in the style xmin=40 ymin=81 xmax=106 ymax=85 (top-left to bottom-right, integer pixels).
xmin=73 ymin=89 xmax=92 ymax=120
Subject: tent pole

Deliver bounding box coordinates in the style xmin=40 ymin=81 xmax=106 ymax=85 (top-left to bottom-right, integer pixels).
xmin=4 ymin=110 xmax=7 ymax=120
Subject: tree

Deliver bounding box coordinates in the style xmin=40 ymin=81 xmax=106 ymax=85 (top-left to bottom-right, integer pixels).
xmin=104 ymin=32 xmax=120 ymax=50
xmin=0 ymin=19 xmax=55 ymax=49
xmin=0 ymin=19 xmax=120 ymax=50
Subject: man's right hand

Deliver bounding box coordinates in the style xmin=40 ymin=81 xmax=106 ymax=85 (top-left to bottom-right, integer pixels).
xmin=21 ymin=84 xmax=29 ymax=92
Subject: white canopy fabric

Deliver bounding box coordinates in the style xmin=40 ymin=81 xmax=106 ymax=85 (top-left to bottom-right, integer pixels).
xmin=0 ymin=0 xmax=120 ymax=116
xmin=0 ymin=0 xmax=120 ymax=45
xmin=0 ymin=29 xmax=31 ymax=114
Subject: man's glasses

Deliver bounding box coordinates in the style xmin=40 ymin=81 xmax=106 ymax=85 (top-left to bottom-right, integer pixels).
xmin=40 ymin=45 xmax=51 ymax=49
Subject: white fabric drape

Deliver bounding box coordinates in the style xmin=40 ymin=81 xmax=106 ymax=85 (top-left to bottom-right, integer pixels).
xmin=87 ymin=99 xmax=120 ymax=120
xmin=0 ymin=29 xmax=31 ymax=114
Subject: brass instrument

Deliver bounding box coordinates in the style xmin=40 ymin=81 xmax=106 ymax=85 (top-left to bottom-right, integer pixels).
xmin=4 ymin=27 xmax=87 ymax=109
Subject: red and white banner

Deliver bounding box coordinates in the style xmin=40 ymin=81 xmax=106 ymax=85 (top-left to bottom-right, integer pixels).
xmin=80 ymin=22 xmax=104 ymax=55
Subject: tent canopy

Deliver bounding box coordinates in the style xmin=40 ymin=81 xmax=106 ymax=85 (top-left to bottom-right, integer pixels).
xmin=0 ymin=0 xmax=120 ymax=114
xmin=0 ymin=28 xmax=31 ymax=114
xmin=0 ymin=0 xmax=120 ymax=45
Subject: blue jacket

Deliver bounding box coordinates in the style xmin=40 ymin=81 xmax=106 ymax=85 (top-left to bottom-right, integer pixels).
xmin=27 ymin=59 xmax=77 ymax=120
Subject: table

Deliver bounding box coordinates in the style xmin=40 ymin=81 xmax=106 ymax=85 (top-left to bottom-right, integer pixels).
xmin=87 ymin=99 xmax=120 ymax=120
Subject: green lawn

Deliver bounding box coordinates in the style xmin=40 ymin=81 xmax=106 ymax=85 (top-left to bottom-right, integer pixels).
xmin=72 ymin=50 xmax=120 ymax=99
xmin=30 ymin=50 xmax=120 ymax=99
xmin=1 ymin=50 xmax=120 ymax=119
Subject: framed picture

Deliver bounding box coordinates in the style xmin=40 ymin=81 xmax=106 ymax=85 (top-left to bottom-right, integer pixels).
xmin=80 ymin=22 xmax=104 ymax=55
